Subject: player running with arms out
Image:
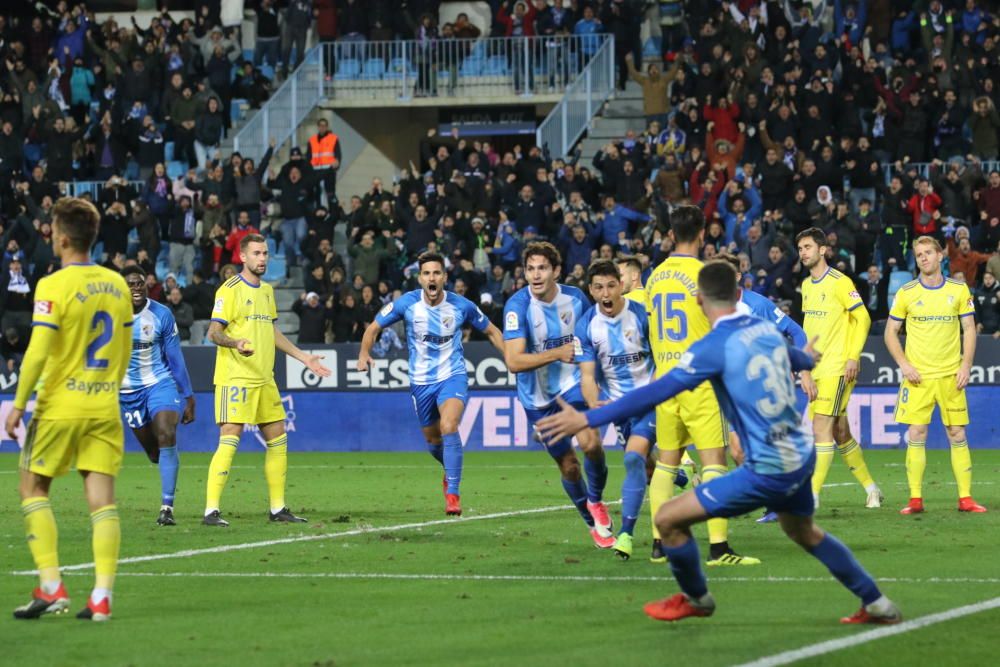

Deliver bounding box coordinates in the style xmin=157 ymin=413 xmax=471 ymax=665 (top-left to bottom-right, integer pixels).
xmin=204 ymin=233 xmax=331 ymax=527
xmin=120 ymin=266 xmax=196 ymax=526
xmin=884 ymin=236 xmax=987 ymax=515
xmin=537 ymin=261 xmax=902 ymax=625
xmin=644 ymin=206 xmax=758 ymax=566
xmin=796 ymin=228 xmax=882 ymax=509
xmin=503 ymin=242 xmax=615 ymax=548
xmin=576 ymin=260 xmax=670 ymax=560
xmin=6 ymin=198 xmax=133 ymax=622
xmin=357 ymin=252 xmax=505 ymax=516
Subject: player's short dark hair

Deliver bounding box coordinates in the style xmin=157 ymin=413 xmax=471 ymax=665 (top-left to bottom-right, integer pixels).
xmin=715 ymin=251 xmax=740 ymax=273
xmin=670 ymin=205 xmax=706 ymax=244
xmin=121 ymin=265 xmax=146 ymax=282
xmin=587 ymin=259 xmax=620 ymax=285
xmin=614 ymin=255 xmax=642 ymax=274
xmin=698 ymin=261 xmax=739 ymax=305
xmin=240 ymin=232 xmax=267 ymax=252
xmin=51 ymin=197 xmax=100 ymax=251
xmin=522 ymin=241 xmax=562 ymax=270
xmin=417 ymin=252 xmax=446 ymax=270
xmin=795 ymin=227 xmax=827 ymax=248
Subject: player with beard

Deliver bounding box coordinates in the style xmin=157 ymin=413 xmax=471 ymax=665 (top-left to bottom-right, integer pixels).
xmin=203 ymin=234 xmax=332 ymax=526
xmin=358 ymin=252 xmax=505 ymax=516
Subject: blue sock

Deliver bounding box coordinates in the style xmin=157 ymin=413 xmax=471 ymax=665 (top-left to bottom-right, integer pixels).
xmin=621 ymin=451 xmax=646 ymax=535
xmin=808 ymin=533 xmax=881 ymax=605
xmin=427 ymin=443 xmax=444 ymax=467
xmin=158 ymin=446 xmax=179 ymax=507
xmin=442 ymin=432 xmax=463 ymax=495
xmin=561 ymin=477 xmax=594 ymax=527
xmin=583 ymin=453 xmax=608 ymax=504
xmin=663 ymin=537 xmax=709 ymax=600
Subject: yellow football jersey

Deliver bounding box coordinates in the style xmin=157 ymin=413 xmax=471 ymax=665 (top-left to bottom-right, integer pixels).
xmin=624 ymin=286 xmax=646 ymax=304
xmin=889 ymin=277 xmax=975 ymax=379
xmin=28 ymin=264 xmax=133 ymax=420
xmin=211 ymin=274 xmax=278 ymax=387
xmin=801 ymin=268 xmax=865 ymax=379
xmin=645 ymin=254 xmax=710 ymax=374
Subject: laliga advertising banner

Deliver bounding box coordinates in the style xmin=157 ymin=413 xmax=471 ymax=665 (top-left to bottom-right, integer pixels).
xmin=1 ymin=339 xmax=1000 ymax=453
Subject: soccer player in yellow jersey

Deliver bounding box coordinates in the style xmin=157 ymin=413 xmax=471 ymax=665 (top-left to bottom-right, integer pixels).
xmin=796 ymin=228 xmax=882 ymax=509
xmin=5 ymin=199 xmax=133 ymax=622
xmin=884 ymin=236 xmax=987 ymax=515
xmin=616 ymin=255 xmax=646 ymax=304
xmin=644 ymin=206 xmax=759 ymax=566
xmin=203 ymin=233 xmax=331 ymax=526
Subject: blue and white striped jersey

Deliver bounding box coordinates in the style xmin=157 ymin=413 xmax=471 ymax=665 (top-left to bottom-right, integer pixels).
xmin=375 ymin=290 xmax=489 ymax=385
xmin=503 ymin=284 xmax=587 ymax=410
xmin=122 ymin=299 xmax=193 ymax=396
xmin=575 ymin=299 xmax=653 ymax=400
xmin=739 ymin=288 xmax=808 ymax=347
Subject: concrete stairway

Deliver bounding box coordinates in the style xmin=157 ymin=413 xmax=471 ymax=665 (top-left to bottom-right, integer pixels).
xmin=576 ymin=80 xmax=648 ymax=165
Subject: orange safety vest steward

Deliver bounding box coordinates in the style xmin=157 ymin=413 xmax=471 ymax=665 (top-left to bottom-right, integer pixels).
xmin=309 ymin=132 xmax=339 ymax=168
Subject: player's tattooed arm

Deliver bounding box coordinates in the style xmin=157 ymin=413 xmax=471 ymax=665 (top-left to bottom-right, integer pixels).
xmin=207 ymin=320 xmax=254 ymax=356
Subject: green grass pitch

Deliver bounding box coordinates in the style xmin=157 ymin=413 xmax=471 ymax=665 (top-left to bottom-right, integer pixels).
xmin=2 ymin=450 xmax=999 ymax=666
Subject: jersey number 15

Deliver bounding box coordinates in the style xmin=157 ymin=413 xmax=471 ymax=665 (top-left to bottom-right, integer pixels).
xmin=652 ymin=293 xmax=688 ymax=342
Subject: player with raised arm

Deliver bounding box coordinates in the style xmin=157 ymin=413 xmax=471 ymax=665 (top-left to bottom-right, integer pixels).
xmin=884 ymin=236 xmax=987 ymax=515
xmin=203 ymin=233 xmax=331 ymax=527
xmin=503 ymin=242 xmax=614 ymax=548
xmin=537 ymin=261 xmax=902 ymax=625
xmin=577 ymin=260 xmax=665 ymax=560
xmin=119 ymin=266 xmax=196 ymax=526
xmin=357 ymin=252 xmax=505 ymax=516
xmin=644 ymin=206 xmax=758 ymax=566
xmin=796 ymin=228 xmax=882 ymax=509
xmin=6 ymin=198 xmax=133 ymax=622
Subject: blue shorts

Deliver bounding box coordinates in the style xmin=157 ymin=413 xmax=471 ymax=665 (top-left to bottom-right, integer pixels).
xmin=410 ymin=374 xmax=469 ymax=428
xmin=694 ymin=455 xmax=816 ymax=518
xmin=616 ymin=409 xmax=656 ymax=445
xmin=524 ymin=384 xmax=590 ymax=460
xmin=120 ymin=380 xmax=182 ymax=430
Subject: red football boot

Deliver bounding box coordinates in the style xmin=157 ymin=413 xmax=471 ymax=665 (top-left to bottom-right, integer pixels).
xmin=76 ymin=596 xmax=111 ymax=622
xmin=13 ymin=582 xmax=70 ymax=619
xmin=445 ymin=493 xmax=462 ymax=516
xmin=840 ymin=604 xmax=902 ymax=625
xmin=958 ymin=497 xmax=987 ymax=513
xmin=643 ymin=593 xmax=715 ymax=622
xmin=899 ymin=498 xmax=924 ymax=515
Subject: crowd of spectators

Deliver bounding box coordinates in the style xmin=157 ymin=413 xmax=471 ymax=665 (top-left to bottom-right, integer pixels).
xmin=5 ymin=1 xmax=1000 ymax=359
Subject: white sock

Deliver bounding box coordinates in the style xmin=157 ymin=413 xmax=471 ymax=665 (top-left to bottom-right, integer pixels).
xmin=161 ymin=504 xmax=173 ymax=511
xmin=865 ymin=483 xmax=879 ymax=494
xmin=270 ymin=506 xmax=285 ymax=514
xmin=204 ymin=507 xmax=219 ymax=516
xmin=866 ymin=595 xmax=893 ymax=614
xmin=90 ymin=588 xmax=112 ymax=604
xmin=40 ymin=579 xmax=62 ymax=595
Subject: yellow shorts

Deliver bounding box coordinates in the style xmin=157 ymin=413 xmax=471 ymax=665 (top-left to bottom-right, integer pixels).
xmin=655 ymin=381 xmax=728 ymax=451
xmin=215 ymin=382 xmax=287 ymax=425
xmin=809 ymin=376 xmax=854 ymax=418
xmin=20 ymin=418 xmax=124 ymax=478
xmin=894 ymin=377 xmax=969 ymax=426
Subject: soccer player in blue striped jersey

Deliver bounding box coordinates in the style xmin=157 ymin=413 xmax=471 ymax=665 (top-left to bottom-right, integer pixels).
xmin=120 ymin=266 xmax=195 ymax=526
xmin=576 ymin=260 xmax=659 ymax=560
xmin=358 ymin=252 xmax=504 ymax=516
xmin=503 ymin=242 xmax=615 ymax=549
xmin=537 ymin=261 xmax=902 ymax=625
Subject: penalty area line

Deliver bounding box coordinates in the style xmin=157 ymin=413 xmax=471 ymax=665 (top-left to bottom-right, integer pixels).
xmin=733 ymin=596 xmax=1000 ymax=667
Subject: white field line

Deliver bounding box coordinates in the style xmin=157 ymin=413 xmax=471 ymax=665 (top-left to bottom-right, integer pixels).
xmin=733 ymin=596 xmax=1000 ymax=667
xmin=36 ymin=571 xmax=1000 ymax=586
xmin=12 ymin=501 xmax=614 ymax=575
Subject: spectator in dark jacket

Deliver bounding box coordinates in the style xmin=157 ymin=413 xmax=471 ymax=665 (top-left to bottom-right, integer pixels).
xmin=194 ymin=96 xmax=225 ymax=170
xmin=293 ymin=291 xmax=332 ymax=344
xmin=166 ymin=287 xmax=195 ymax=342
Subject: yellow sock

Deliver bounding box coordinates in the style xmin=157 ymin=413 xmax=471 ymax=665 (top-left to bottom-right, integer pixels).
xmin=950 ymin=440 xmax=973 ymax=498
xmin=702 ymin=464 xmax=728 ymax=545
xmin=649 ymin=462 xmax=678 ymax=540
xmin=906 ymin=440 xmax=926 ymax=499
xmin=22 ymin=497 xmax=60 ymax=588
xmin=205 ymin=435 xmax=240 ymax=512
xmin=812 ymin=442 xmax=836 ymax=496
xmin=90 ymin=505 xmax=120 ymax=593
xmin=265 ymin=434 xmax=289 ymax=513
xmin=839 ymin=438 xmax=876 ymax=490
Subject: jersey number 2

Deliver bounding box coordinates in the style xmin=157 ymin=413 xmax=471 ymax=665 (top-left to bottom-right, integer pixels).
xmin=85 ymin=311 xmax=114 ymax=370
xmin=653 ymin=293 xmax=687 ymax=342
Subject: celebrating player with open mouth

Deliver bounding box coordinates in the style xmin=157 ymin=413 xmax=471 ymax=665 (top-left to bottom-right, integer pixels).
xmin=120 ymin=266 xmax=196 ymax=527
xmin=537 ymin=261 xmax=902 ymax=625
xmin=358 ymin=252 xmax=504 ymax=516
xmin=503 ymin=242 xmax=614 ymax=548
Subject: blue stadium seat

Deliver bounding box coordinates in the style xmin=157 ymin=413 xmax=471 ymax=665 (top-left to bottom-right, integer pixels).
xmin=483 ymin=55 xmax=508 ymax=75
xmin=334 ymin=59 xmax=361 ymax=80
xmin=384 ymin=57 xmax=416 ymax=79
xmin=360 ymin=58 xmax=385 ymax=80
xmin=243 ymin=49 xmax=254 ymax=63
xmin=259 ymin=64 xmax=275 ymax=80
xmin=166 ymin=161 xmax=186 ymax=180
xmin=164 ymin=141 xmax=175 ymax=162
xmin=459 ymin=57 xmax=484 ymax=76
xmin=469 ymin=40 xmax=487 ymax=59
xmin=263 ymin=256 xmax=286 ymax=282
xmin=230 ymin=99 xmax=247 ymax=123
xmin=266 ymin=236 xmax=279 ymax=258
xmin=888 ymin=270 xmax=913 ymax=305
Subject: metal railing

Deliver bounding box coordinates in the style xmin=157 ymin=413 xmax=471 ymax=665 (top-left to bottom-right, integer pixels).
xmin=322 ymin=35 xmax=596 ymax=101
xmin=63 ymin=180 xmax=144 ymax=199
xmin=536 ymin=36 xmax=614 ymax=160
xmin=233 ymin=46 xmax=324 ymax=163
xmin=881 ymin=160 xmax=1000 ymax=181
